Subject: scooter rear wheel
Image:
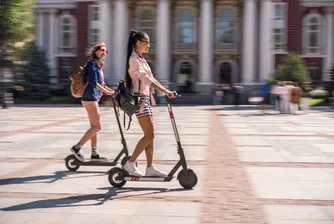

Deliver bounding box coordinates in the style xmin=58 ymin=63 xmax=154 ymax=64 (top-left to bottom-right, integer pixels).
xmin=178 ymin=169 xmax=198 ymax=189
xmin=65 ymin=155 xmax=80 ymax=171
xmin=108 ymin=167 xmax=127 ymax=187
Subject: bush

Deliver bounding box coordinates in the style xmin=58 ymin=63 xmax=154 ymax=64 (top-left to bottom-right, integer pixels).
xmin=309 ymin=88 xmax=328 ymax=98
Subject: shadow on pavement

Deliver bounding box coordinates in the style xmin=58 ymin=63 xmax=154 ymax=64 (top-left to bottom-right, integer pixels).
xmin=0 ymin=187 xmax=191 ymax=211
xmin=202 ymin=106 xmax=261 ymax=111
xmin=0 ymin=170 xmax=107 ymax=185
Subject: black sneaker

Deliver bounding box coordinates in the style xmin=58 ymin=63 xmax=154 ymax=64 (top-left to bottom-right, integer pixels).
xmin=90 ymin=153 xmax=108 ymax=161
xmin=71 ymin=146 xmax=85 ymax=162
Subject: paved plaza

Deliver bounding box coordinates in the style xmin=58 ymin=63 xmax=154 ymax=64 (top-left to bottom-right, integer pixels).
xmin=0 ymin=104 xmax=333 ymax=224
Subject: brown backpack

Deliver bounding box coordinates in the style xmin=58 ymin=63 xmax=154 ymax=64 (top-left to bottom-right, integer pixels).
xmin=70 ymin=63 xmax=88 ymax=98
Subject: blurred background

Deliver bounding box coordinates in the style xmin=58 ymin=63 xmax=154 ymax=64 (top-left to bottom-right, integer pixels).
xmin=0 ymin=0 xmax=334 ymax=107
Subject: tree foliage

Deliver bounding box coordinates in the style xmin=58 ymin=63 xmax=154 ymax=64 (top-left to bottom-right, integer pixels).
xmin=275 ymin=53 xmax=310 ymax=85
xmin=21 ymin=41 xmax=50 ymax=100
xmin=0 ymin=0 xmax=35 ymax=49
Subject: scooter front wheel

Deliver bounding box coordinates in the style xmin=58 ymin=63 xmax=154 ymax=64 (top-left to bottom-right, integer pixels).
xmin=178 ymin=169 xmax=198 ymax=189
xmin=65 ymin=155 xmax=80 ymax=171
xmin=108 ymin=167 xmax=127 ymax=187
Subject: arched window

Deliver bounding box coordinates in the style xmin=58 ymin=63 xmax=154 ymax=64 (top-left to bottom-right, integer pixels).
xmin=137 ymin=9 xmax=155 ymax=47
xmin=303 ymin=14 xmax=323 ymax=54
xmin=219 ymin=62 xmax=232 ymax=84
xmin=59 ymin=15 xmax=76 ymax=52
xmin=308 ymin=63 xmax=319 ymax=81
xmin=176 ymin=9 xmax=196 ymax=43
xmin=177 ymin=61 xmax=193 ymax=93
xmin=216 ymin=9 xmax=235 ymax=44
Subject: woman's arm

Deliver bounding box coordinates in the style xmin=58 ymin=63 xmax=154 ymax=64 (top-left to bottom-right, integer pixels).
xmin=149 ymin=77 xmax=170 ymax=95
xmin=86 ymin=61 xmax=114 ymax=95
xmin=104 ymin=86 xmax=114 ymax=91
xmin=96 ymin=83 xmax=114 ymax=95
xmin=129 ymin=57 xmax=175 ymax=97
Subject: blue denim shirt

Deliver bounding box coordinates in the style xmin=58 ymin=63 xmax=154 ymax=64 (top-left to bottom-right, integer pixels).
xmin=82 ymin=60 xmax=103 ymax=101
xmin=261 ymin=83 xmax=271 ymax=97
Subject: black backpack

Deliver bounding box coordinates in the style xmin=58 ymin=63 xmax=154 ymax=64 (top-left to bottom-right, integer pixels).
xmin=115 ymin=80 xmax=141 ymax=130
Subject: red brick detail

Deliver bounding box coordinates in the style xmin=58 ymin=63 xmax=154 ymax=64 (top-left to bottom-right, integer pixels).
xmin=286 ymin=0 xmax=302 ymax=53
xmin=301 ymin=7 xmax=326 ymax=16
xmin=274 ymin=54 xmax=287 ymax=69
xmin=72 ymin=2 xmax=95 ymax=68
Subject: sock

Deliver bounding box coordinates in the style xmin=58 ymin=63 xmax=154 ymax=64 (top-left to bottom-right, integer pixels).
xmin=73 ymin=143 xmax=81 ymax=150
xmin=92 ymin=148 xmax=98 ymax=156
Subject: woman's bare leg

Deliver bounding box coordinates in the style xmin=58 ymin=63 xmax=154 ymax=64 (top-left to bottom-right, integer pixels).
xmin=129 ymin=115 xmax=154 ymax=162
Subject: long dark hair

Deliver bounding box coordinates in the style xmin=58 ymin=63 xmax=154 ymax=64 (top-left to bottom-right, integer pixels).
xmin=125 ymin=30 xmax=147 ymax=90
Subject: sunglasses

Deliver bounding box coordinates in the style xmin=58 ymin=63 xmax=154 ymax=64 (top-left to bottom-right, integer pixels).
xmin=140 ymin=40 xmax=150 ymax=45
xmin=99 ymin=48 xmax=108 ymax=54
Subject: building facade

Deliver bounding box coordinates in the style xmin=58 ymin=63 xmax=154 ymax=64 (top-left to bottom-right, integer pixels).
xmin=35 ymin=0 xmax=334 ymax=94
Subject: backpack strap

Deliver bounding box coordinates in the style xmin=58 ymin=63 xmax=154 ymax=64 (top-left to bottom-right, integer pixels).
xmin=123 ymin=111 xmax=132 ymax=130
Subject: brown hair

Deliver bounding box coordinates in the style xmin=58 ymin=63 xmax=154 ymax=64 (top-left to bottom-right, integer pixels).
xmin=89 ymin=42 xmax=106 ymax=60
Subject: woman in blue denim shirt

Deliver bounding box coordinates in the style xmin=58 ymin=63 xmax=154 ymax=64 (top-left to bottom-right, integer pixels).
xmin=71 ymin=43 xmax=114 ymax=161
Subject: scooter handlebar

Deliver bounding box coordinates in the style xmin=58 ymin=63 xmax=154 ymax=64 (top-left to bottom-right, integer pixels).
xmin=165 ymin=92 xmax=181 ymax=103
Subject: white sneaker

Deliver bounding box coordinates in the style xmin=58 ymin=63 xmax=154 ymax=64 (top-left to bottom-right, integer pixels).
xmin=145 ymin=165 xmax=167 ymax=177
xmin=123 ymin=161 xmax=143 ymax=177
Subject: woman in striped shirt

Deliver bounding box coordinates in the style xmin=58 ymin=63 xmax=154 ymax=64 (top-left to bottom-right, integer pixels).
xmin=123 ymin=30 xmax=176 ymax=177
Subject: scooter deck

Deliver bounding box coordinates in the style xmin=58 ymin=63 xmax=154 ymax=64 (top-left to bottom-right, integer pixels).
xmin=72 ymin=159 xmax=117 ymax=166
xmin=122 ymin=176 xmax=174 ymax=182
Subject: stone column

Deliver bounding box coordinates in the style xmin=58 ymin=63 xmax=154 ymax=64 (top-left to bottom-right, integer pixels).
xmin=242 ymin=0 xmax=256 ymax=84
xmin=49 ymin=9 xmax=57 ymax=84
xmin=113 ymin=0 xmax=128 ymax=84
xmin=324 ymin=9 xmax=333 ymax=81
xmin=156 ymin=0 xmax=171 ymax=83
xmin=198 ymin=0 xmax=214 ymax=95
xmin=37 ymin=10 xmax=44 ymax=48
xmin=259 ymin=0 xmax=273 ymax=81
xmin=100 ymin=0 xmax=113 ymax=83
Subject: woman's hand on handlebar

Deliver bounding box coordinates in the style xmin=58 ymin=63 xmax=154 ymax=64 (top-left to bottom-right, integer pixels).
xmin=105 ymin=90 xmax=115 ymax=96
xmin=166 ymin=90 xmax=177 ymax=98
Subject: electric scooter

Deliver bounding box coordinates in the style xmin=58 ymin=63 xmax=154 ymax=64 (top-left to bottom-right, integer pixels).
xmin=107 ymin=95 xmax=198 ymax=189
xmin=64 ymin=97 xmax=133 ymax=171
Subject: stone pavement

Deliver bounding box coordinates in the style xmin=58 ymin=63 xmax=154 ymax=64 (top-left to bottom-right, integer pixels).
xmin=0 ymin=104 xmax=333 ymax=224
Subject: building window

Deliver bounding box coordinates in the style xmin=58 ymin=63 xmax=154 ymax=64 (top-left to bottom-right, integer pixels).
xmin=176 ymin=9 xmax=196 ymax=44
xmin=216 ymin=9 xmax=235 ymax=44
xmin=89 ymin=4 xmax=101 ymax=45
xmin=274 ymin=4 xmax=284 ymax=20
xmin=272 ymin=3 xmax=286 ymax=52
xmin=90 ymin=28 xmax=100 ymax=45
xmin=273 ymin=28 xmax=285 ymax=50
xmin=137 ymin=9 xmax=155 ymax=47
xmin=59 ymin=15 xmax=76 ymax=52
xmin=303 ymin=14 xmax=322 ymax=54
xmin=59 ymin=57 xmax=73 ymax=81
xmin=308 ymin=63 xmax=319 ymax=81
xmin=90 ymin=5 xmax=100 ymax=21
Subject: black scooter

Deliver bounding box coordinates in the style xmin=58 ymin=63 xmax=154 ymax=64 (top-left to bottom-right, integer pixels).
xmin=64 ymin=97 xmax=133 ymax=171
xmin=107 ymin=95 xmax=198 ymax=189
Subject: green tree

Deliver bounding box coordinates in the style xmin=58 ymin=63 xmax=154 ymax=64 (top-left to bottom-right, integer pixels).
xmin=275 ymin=53 xmax=310 ymax=85
xmin=0 ymin=0 xmax=35 ymax=50
xmin=21 ymin=41 xmax=50 ymax=100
